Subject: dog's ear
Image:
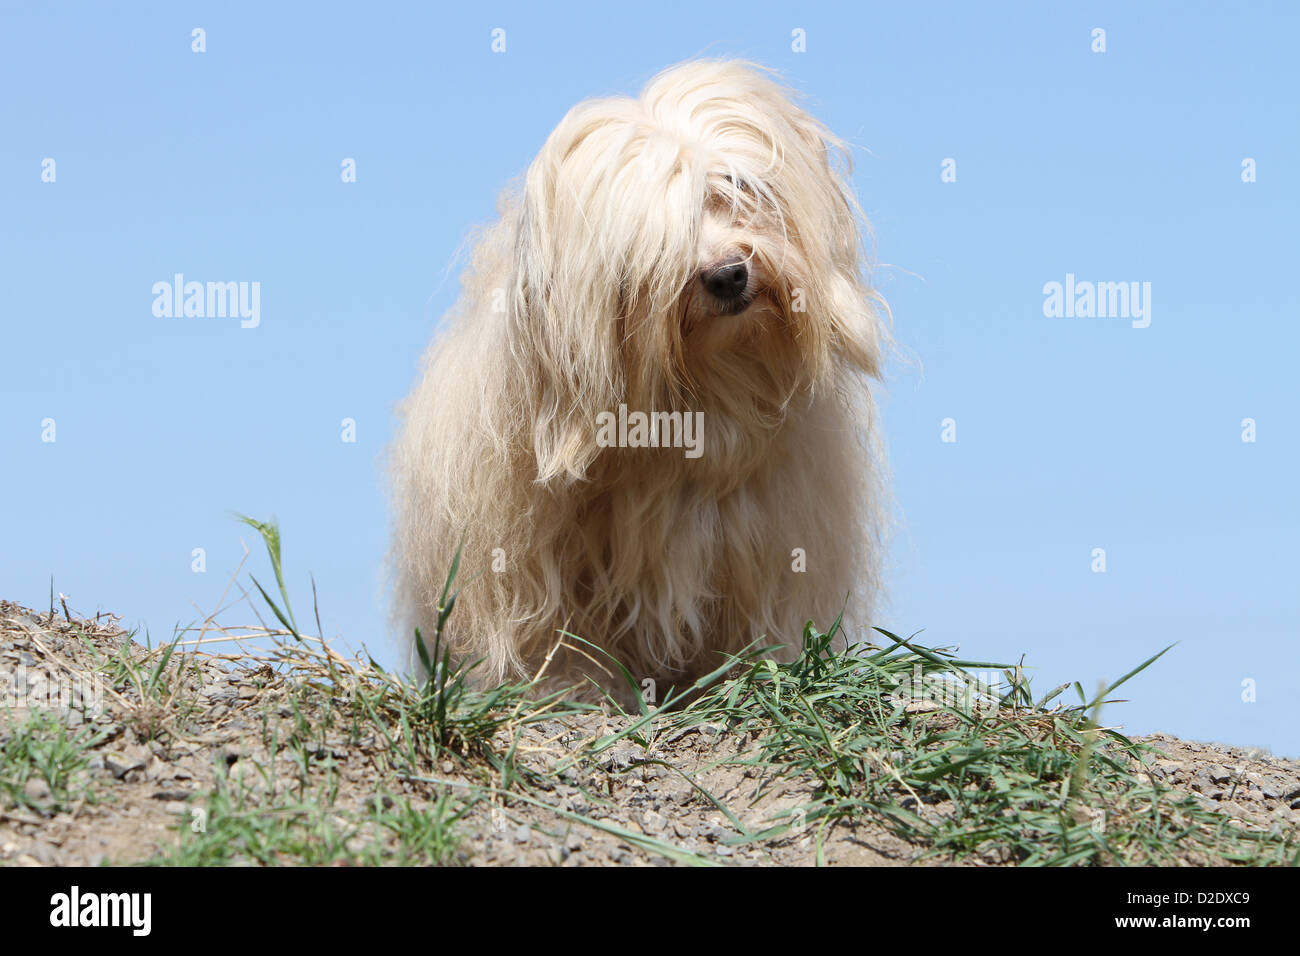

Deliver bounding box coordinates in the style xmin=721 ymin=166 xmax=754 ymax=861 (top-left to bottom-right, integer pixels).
xmin=786 ymin=113 xmax=888 ymax=381
xmin=511 ymin=123 xmax=628 ymax=484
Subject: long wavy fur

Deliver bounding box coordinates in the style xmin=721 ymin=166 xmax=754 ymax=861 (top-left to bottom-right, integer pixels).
xmin=389 ymin=60 xmax=889 ymax=699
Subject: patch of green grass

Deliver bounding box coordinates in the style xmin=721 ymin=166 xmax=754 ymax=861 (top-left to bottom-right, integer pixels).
xmin=239 ymin=519 xmax=587 ymax=786
xmin=0 ymin=710 xmax=105 ymax=812
xmin=77 ymin=624 xmax=204 ymax=742
xmin=674 ymin=621 xmax=1299 ymax=866
xmin=159 ymin=769 xmax=466 ymax=866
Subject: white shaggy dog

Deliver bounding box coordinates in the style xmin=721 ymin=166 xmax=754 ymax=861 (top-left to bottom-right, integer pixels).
xmin=390 ymin=60 xmax=888 ymax=700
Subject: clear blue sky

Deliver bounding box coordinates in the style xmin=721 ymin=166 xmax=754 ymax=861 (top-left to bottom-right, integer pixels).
xmin=2 ymin=2 xmax=1296 ymax=754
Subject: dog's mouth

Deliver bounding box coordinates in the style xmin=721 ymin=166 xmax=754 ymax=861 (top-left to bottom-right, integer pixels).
xmin=680 ymin=288 xmax=765 ymax=338
xmin=714 ymin=293 xmax=755 ymax=317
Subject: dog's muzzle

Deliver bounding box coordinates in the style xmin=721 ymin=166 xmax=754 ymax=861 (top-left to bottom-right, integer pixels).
xmin=701 ymin=259 xmax=752 ymax=314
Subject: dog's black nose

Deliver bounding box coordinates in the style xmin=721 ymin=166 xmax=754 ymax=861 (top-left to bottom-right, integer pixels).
xmin=702 ymin=260 xmax=749 ymax=300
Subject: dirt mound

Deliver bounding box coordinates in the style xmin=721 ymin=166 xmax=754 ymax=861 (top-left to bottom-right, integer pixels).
xmin=1 ymin=600 xmax=1295 ymax=866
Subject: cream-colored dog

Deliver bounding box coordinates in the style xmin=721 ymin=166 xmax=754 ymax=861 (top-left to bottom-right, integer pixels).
xmin=390 ymin=60 xmax=888 ymax=700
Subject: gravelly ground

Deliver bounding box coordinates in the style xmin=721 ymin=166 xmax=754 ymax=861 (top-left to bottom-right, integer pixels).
xmin=1 ymin=600 xmax=1296 ymax=866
